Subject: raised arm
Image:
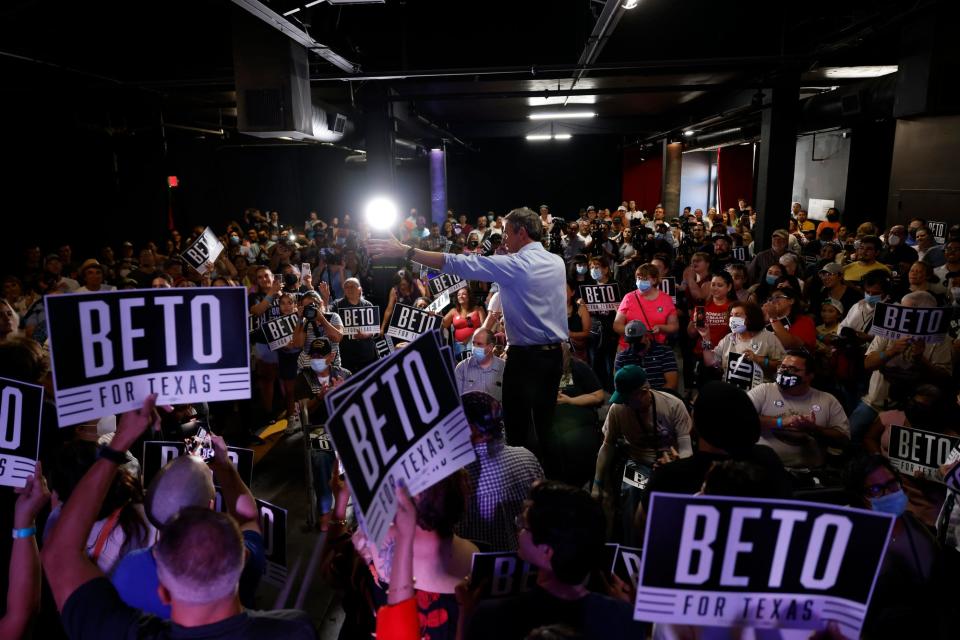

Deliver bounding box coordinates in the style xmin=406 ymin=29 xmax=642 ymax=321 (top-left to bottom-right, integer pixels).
xmin=209 ymin=435 xmax=260 ymax=534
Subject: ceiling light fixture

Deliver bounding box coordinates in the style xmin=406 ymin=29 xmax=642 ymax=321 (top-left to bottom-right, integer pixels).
xmin=282 ymin=7 xmax=301 ymax=16
xmin=623 ymin=0 xmax=640 ymax=9
xmin=305 ymin=0 xmax=326 ymax=6
xmin=525 ymin=134 xmax=553 ymax=141
xmin=528 ymin=95 xmax=597 ymax=107
xmin=683 ymin=130 xmax=695 ymax=137
xmin=820 ymin=65 xmax=897 ymax=79
xmin=553 ymin=134 xmax=572 ymax=140
xmin=528 ymin=111 xmax=596 ymax=120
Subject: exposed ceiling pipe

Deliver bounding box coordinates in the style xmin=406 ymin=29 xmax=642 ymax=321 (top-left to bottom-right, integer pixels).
xmin=564 ymin=0 xmax=628 ymax=106
xmin=387 ymin=81 xmax=766 ymax=102
xmin=228 ymin=0 xmax=360 ymax=73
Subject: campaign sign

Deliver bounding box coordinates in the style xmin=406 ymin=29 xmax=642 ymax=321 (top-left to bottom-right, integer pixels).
xmin=868 ymin=302 xmax=948 ymax=343
xmin=141 ymin=440 xmax=253 ymax=488
xmin=181 ymin=227 xmax=224 ymax=275
xmin=658 ymin=277 xmax=677 ymax=304
xmin=580 ymin=283 xmax=621 ymax=312
xmin=262 ymin=314 xmax=300 ymax=351
xmin=613 ymin=545 xmax=644 ymax=589
xmin=45 ymin=288 xmax=250 ymax=427
xmin=428 ymin=273 xmax=467 ymax=298
xmin=374 ymin=337 xmax=392 ymax=359
xmin=339 ymin=306 xmax=380 ymax=337
xmin=258 ymin=498 xmax=288 ymax=587
xmin=0 ymin=377 xmax=44 ymax=489
xmin=732 ymin=247 xmax=748 ymax=262
xmin=385 ymin=303 xmax=441 ymax=343
xmin=635 ymin=493 xmax=894 ymax=637
xmin=469 ymin=552 xmax=538 ymax=599
xmin=323 ymin=330 xmax=475 ymax=546
xmin=425 ymin=291 xmax=451 ymax=314
xmin=888 ymin=425 xmax=960 ymax=482
xmin=929 ymin=221 xmax=946 ymax=244
xmin=622 ymin=460 xmax=649 ymax=490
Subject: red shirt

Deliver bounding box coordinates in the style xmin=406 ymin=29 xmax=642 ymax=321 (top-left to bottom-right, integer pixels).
xmin=616 ymin=289 xmax=677 ymax=349
xmin=786 ymin=314 xmax=817 ymax=351
xmin=695 ymin=299 xmax=732 ymax=355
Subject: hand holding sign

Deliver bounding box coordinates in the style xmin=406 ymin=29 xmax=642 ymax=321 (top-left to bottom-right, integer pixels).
xmin=113 ymin=393 xmax=158 ymax=452
xmin=14 ymin=460 xmax=50 ymax=529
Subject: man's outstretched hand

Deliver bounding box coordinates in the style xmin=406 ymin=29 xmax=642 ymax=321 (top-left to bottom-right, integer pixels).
xmin=366 ymin=233 xmax=408 ymax=259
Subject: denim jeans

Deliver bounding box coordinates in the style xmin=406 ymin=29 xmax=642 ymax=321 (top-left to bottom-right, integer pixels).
xmin=849 ymin=401 xmax=878 ymax=444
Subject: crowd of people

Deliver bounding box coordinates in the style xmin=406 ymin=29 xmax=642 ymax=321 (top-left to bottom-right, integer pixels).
xmin=1 ymin=201 xmax=960 ymax=639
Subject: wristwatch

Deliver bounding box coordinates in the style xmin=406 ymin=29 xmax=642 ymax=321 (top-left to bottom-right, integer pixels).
xmin=97 ymin=445 xmax=128 ymax=465
xmin=405 ymin=245 xmax=417 ymax=262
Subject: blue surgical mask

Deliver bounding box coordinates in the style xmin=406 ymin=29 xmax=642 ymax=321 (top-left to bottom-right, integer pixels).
xmin=590 ymin=268 xmax=602 ymax=280
xmin=864 ymin=293 xmax=882 ymax=305
xmin=766 ymin=275 xmax=777 ymax=286
xmin=230 ymin=236 xmax=240 ymax=245
xmin=576 ymin=264 xmax=587 ymax=275
xmin=870 ymin=489 xmax=908 ymax=517
xmin=472 ymin=346 xmax=487 ymax=361
xmin=310 ymin=359 xmax=328 ymax=373
xmin=637 ymin=279 xmax=652 ymax=292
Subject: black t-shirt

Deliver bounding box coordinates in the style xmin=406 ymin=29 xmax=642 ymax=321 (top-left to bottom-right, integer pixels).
xmin=328 ymin=297 xmax=378 ymax=370
xmin=466 ymin=586 xmax=647 ymax=640
xmin=61 ymin=577 xmax=317 ymax=640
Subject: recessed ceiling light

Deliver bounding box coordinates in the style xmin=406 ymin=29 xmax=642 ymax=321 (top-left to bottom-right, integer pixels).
xmin=528 ymin=96 xmax=597 ymax=106
xmin=553 ymin=134 xmax=572 ymax=140
xmin=528 ymin=111 xmax=596 ymax=120
xmin=820 ymin=65 xmax=897 ymax=79
xmin=683 ymin=130 xmax=695 ymax=137
xmin=525 ymin=134 xmax=553 ymax=141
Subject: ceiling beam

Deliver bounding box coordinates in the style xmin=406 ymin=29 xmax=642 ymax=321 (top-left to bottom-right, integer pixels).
xmin=227 ymin=0 xmax=360 ymax=73
xmin=387 ymin=81 xmax=768 ymax=102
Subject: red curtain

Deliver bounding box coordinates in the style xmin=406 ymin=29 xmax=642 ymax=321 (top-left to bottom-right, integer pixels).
xmin=622 ymin=146 xmax=663 ymax=213
xmin=717 ymin=144 xmax=754 ymax=213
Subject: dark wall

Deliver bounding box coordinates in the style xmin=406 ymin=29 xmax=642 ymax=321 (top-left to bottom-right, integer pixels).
xmin=445 ymin=136 xmax=623 ymax=220
xmin=886 ymin=115 xmax=960 ymax=225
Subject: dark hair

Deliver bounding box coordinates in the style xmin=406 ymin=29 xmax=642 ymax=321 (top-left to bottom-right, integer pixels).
xmin=505 ymin=207 xmax=543 ymax=241
xmin=862 ymin=270 xmax=890 ymax=291
xmin=526 ymin=481 xmax=604 ymax=585
xmin=710 ymin=271 xmax=736 ymax=300
xmin=783 ymin=349 xmax=815 ymax=374
xmin=729 ymin=301 xmax=765 ymax=332
xmin=415 ymin=470 xmax=469 ymax=538
xmin=703 ymin=460 xmax=789 ymax=499
xmin=843 ymin=454 xmax=902 ymax=508
xmin=860 ymin=235 xmax=882 ymax=251
xmin=0 ymin=337 xmax=47 ymax=382
xmin=155 ymin=507 xmax=244 ymax=600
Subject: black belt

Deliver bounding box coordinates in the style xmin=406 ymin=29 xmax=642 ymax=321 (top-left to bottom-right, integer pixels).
xmin=510 ymin=342 xmax=562 ymax=351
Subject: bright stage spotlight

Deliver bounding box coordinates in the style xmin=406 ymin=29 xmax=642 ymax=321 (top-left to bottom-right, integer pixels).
xmin=365 ymin=196 xmax=398 ymax=231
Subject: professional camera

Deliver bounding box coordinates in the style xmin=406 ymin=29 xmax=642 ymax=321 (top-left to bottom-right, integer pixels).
xmin=547 ymin=216 xmax=565 ymax=256
xmin=303 ymin=305 xmax=319 ymax=321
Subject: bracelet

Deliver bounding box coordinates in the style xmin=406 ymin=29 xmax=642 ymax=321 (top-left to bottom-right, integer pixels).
xmin=386 ymin=577 xmax=416 ymax=596
xmin=97 ymin=445 xmax=128 ymax=465
xmin=776 ymin=417 xmax=783 ymax=429
xmin=12 ymin=526 xmax=36 ymax=539
xmin=701 ymin=341 xmax=713 ymax=350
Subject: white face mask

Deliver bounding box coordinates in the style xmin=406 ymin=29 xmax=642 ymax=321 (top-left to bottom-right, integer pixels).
xmin=888 ymin=234 xmax=901 ymax=247
xmin=310 ymin=358 xmax=328 ymax=373
xmin=728 ymin=316 xmax=747 ymax=334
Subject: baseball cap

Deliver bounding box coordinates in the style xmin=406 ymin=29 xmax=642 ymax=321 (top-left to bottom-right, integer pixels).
xmin=819 ymin=262 xmax=842 ymax=275
xmin=822 ymin=298 xmax=844 ymax=314
xmin=617 ymin=205 xmax=627 ymax=211
xmin=586 ymin=206 xmax=596 ymax=212
xmin=309 ymin=337 xmax=332 ymax=357
xmin=44 ymin=253 xmax=61 ymax=264
xmin=461 ymin=391 xmax=504 ymax=440
xmin=772 ymin=229 xmax=789 ymax=240
xmin=78 ymin=259 xmax=103 ymax=276
xmin=610 ymin=365 xmax=648 ymax=404
xmin=624 ymin=320 xmax=648 ymax=340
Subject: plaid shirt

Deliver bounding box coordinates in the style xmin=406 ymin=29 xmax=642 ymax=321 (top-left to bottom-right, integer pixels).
xmin=457 ymin=440 xmax=543 ymax=551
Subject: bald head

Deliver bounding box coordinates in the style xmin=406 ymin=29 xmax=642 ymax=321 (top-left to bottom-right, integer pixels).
xmin=145 ymin=455 xmax=215 ymax=529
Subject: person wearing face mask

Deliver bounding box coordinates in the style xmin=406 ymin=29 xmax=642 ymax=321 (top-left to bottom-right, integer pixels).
xmin=701 ymin=301 xmax=785 ymax=390
xmin=844 ymin=455 xmax=944 ymax=638
xmin=746 ymin=264 xmax=782 ymax=306
xmin=747 ymin=351 xmax=849 ymax=469
xmin=568 ymin=254 xmax=591 ymax=284
xmin=879 ymin=224 xmax=918 ymax=277
xmin=454 ymin=328 xmax=505 ymax=401
xmin=613 ymin=263 xmax=678 ymax=351
xmin=746 ymin=229 xmax=789 ymax=285
xmin=587 ymin=257 xmax=619 ymax=391
xmin=297 ymin=337 xmax=351 ymax=422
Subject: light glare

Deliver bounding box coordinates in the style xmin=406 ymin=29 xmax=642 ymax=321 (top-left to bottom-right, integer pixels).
xmin=365 ymin=197 xmax=398 ymax=230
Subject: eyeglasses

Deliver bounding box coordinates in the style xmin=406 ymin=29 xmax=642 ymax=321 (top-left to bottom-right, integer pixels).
xmin=864 ymin=478 xmax=901 ymax=498
xmin=514 ymin=513 xmax=528 ymax=533
xmin=767 ymin=296 xmax=789 ymax=303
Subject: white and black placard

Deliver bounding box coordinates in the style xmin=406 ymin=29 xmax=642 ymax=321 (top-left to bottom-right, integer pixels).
xmin=322 ymin=330 xmax=474 ymax=546
xmin=374 ymin=337 xmax=392 ymax=360
xmin=732 ymin=246 xmax=748 ymax=262
xmin=181 ymin=227 xmax=224 ymax=275
xmin=868 ymin=302 xmax=948 ymax=343
xmin=385 ymin=303 xmax=442 ymax=343
xmin=339 ymin=306 xmax=381 ymax=337
xmin=0 ymin=377 xmax=44 ymax=489
xmin=929 ymin=221 xmax=946 ymax=244
xmin=469 ymin=552 xmax=538 ymax=599
xmin=262 ymin=314 xmax=300 ymax=351
xmin=45 ymin=288 xmax=251 ymax=426
xmin=613 ymin=544 xmax=644 ymax=589
xmin=579 ymin=283 xmax=622 ymax=312
xmin=658 ymin=276 xmax=677 ymax=304
xmin=888 ymin=425 xmax=960 ymax=482
xmin=428 ymin=273 xmax=467 ymax=298
xmin=258 ymin=498 xmax=288 ymax=587
xmin=635 ymin=493 xmax=894 ymax=637
xmin=141 ymin=440 xmax=254 ymax=489
xmin=425 ymin=291 xmax=451 ymax=314
xmin=622 ymin=460 xmax=649 ymax=490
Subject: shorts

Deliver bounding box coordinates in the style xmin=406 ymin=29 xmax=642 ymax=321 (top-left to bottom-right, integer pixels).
xmin=253 ymin=342 xmax=279 ymax=365
xmin=278 ymin=350 xmax=301 ymax=380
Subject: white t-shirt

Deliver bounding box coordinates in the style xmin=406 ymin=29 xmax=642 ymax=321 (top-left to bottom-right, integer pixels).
xmin=76 ymin=285 xmax=117 ymax=293
xmin=749 ymin=383 xmax=849 ymax=468
xmin=713 ymin=330 xmax=786 ymax=391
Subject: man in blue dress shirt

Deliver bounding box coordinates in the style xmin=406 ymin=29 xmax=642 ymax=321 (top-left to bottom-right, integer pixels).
xmin=368 ymin=207 xmax=568 ymax=476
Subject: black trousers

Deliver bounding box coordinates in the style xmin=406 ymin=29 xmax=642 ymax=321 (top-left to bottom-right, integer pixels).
xmin=502 ymin=346 xmax=563 ymax=478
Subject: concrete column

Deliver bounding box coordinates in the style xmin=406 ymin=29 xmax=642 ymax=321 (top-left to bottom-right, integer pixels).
xmin=662 ymin=141 xmax=682 ymax=218
xmin=362 ymin=84 xmax=396 ymax=197
xmin=429 ymin=147 xmax=447 ymax=226
xmin=754 ymin=78 xmax=800 ymax=251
